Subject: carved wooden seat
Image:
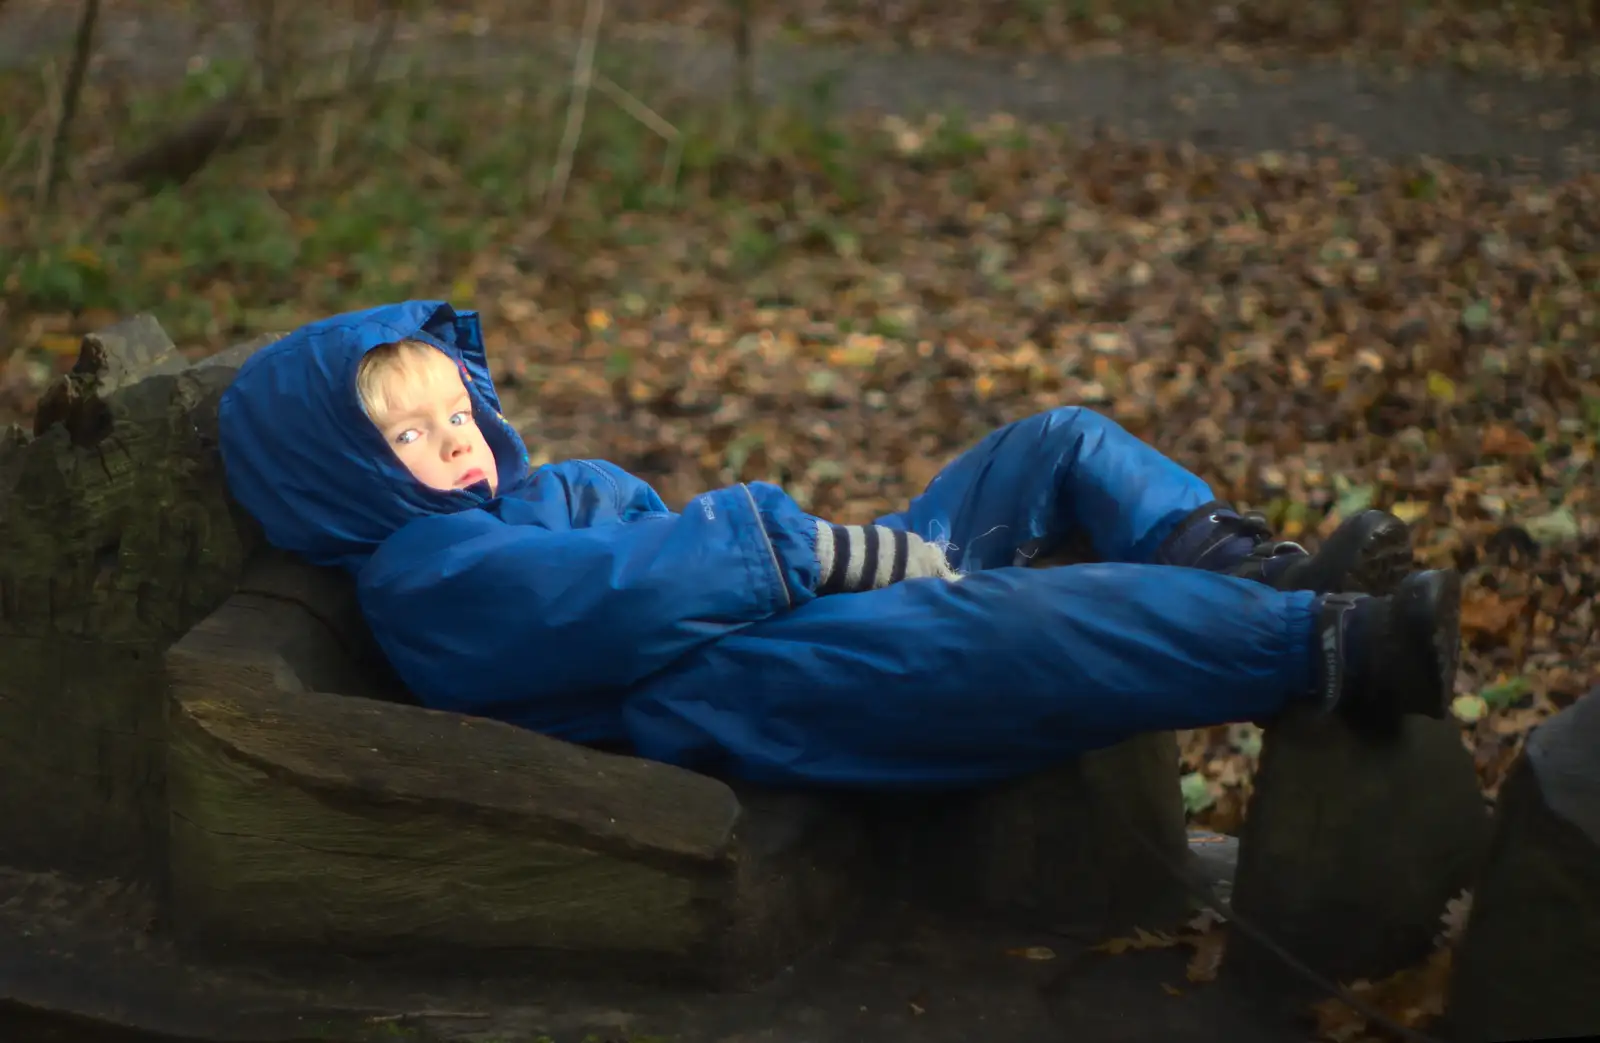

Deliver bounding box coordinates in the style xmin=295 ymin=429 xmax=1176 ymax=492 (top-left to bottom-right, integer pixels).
xmin=163 ymin=550 xmax=869 ymax=987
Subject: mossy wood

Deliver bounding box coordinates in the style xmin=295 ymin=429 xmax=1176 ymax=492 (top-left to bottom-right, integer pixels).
xmin=1225 ymin=708 xmax=1491 ymax=993
xmin=164 ymin=549 xmax=872 ymax=987
xmin=0 ymin=317 xmax=276 ymax=877
xmin=1445 ymin=688 xmax=1600 ymax=1043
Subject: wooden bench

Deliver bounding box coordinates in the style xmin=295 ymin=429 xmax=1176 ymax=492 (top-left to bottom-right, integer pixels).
xmin=164 ymin=550 xmax=870 ymax=987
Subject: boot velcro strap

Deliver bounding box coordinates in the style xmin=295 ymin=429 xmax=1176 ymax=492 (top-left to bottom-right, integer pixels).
xmin=1316 ymin=593 xmax=1363 ymax=712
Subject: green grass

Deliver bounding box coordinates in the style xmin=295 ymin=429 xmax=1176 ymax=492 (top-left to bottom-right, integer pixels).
xmin=0 ymin=43 xmax=933 ymax=347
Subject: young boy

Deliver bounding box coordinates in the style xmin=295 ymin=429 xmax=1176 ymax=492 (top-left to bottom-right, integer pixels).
xmin=219 ymin=301 xmax=1460 ymax=790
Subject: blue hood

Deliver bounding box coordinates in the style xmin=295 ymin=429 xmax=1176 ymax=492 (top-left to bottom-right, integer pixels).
xmin=218 ymin=300 xmax=531 ymax=571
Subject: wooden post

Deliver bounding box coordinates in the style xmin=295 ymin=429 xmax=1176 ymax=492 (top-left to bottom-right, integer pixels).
xmin=1225 ymin=709 xmax=1490 ymax=996
xmin=0 ymin=317 xmax=273 ymax=878
xmin=1445 ymin=688 xmax=1600 ymax=1042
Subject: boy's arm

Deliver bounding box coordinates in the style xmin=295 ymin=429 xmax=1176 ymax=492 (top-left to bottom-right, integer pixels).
xmin=357 ymin=481 xmax=820 ymax=725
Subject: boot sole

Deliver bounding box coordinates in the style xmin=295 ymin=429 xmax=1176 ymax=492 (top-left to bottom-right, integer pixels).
xmin=1288 ymin=510 xmax=1414 ymax=595
xmin=1399 ymin=569 xmax=1462 ymax=719
xmin=1347 ymin=516 xmax=1415 ymax=596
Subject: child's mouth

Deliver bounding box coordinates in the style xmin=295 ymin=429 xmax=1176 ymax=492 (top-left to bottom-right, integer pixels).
xmin=458 ymin=468 xmax=486 ymax=487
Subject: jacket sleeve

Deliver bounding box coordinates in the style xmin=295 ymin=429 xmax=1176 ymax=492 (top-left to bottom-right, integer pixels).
xmin=356 ymin=480 xmax=823 ymax=741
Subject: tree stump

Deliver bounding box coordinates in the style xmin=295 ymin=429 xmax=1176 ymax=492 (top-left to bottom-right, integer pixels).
xmin=1224 ymin=709 xmax=1490 ymax=994
xmin=163 ymin=551 xmax=870 ymax=988
xmin=1445 ymin=687 xmax=1600 ymax=1042
xmin=886 ymin=731 xmax=1194 ymax=935
xmin=0 ymin=317 xmax=273 ymax=878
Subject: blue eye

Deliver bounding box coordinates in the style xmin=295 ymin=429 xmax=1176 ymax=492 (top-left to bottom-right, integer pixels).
xmin=396 ymin=430 xmax=420 ymax=445
xmin=450 ymin=411 xmax=472 ymax=426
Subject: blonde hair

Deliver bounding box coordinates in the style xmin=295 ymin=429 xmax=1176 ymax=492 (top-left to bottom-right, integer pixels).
xmin=356 ymin=339 xmax=466 ymax=426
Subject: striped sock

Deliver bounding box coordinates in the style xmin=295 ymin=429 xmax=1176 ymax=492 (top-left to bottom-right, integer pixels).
xmin=815 ymin=522 xmax=915 ymax=594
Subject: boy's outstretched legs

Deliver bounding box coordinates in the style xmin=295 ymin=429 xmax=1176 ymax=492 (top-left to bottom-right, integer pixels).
xmin=621 ymin=563 xmax=1461 ymax=791
xmin=875 ymin=406 xmax=1414 ymax=594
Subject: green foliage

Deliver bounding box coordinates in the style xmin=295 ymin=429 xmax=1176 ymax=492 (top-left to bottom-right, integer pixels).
xmin=0 ymin=45 xmax=903 ymax=342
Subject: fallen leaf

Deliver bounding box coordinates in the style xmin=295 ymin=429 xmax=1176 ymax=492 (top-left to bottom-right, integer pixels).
xmin=1389 ymin=500 xmax=1430 ymax=524
xmin=38 ymin=334 xmax=83 ymax=356
xmin=1479 ymin=424 xmax=1536 ymax=456
xmin=1524 ymin=506 xmax=1579 ymax=545
xmin=1181 ymin=771 xmax=1216 ymax=813
xmin=1479 ymin=675 xmax=1531 ymax=710
xmin=1005 ymin=946 xmax=1057 ymax=961
xmin=1094 ymin=928 xmax=1179 ymax=956
xmin=1426 ymin=371 xmax=1457 ymax=403
xmin=1459 ymin=590 xmax=1528 ymax=639
xmin=1184 ymin=930 xmax=1227 ymax=983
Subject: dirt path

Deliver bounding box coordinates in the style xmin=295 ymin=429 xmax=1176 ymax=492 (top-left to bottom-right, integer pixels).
xmin=2 ymin=3 xmax=1599 ymax=178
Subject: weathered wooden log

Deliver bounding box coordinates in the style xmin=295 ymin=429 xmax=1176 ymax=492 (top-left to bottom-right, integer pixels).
xmin=163 ymin=551 xmax=872 ymax=988
xmin=886 ymin=731 xmax=1194 ymax=935
xmin=0 ymin=317 xmax=275 ymax=878
xmin=1444 ymin=687 xmax=1600 ymax=1043
xmin=1224 ymin=709 xmax=1490 ymax=993
xmin=883 ymin=546 xmax=1193 ymax=936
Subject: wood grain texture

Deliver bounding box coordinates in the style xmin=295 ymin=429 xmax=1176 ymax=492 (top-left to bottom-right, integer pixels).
xmin=0 ymin=318 xmax=275 ymax=876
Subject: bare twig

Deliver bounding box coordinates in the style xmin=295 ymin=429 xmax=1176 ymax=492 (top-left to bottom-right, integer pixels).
xmin=364 ymin=1010 xmax=490 ymax=1024
xmin=38 ymin=0 xmax=100 ymax=206
xmin=31 ymin=58 xmax=61 ymax=200
xmin=312 ymin=14 xmax=361 ymax=178
xmin=731 ymin=0 xmax=757 ymax=154
xmin=351 ymin=0 xmax=402 ymax=90
xmin=0 ymin=103 xmax=48 ymax=181
xmin=249 ymin=0 xmax=283 ymax=98
xmin=532 ymin=0 xmax=606 ymax=235
xmin=100 ymin=0 xmax=407 ymax=199
xmin=593 ymin=74 xmax=682 ymax=196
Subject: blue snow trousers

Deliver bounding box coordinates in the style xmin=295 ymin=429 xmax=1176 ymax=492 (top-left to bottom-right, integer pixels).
xmin=621 ymin=407 xmax=1321 ymax=791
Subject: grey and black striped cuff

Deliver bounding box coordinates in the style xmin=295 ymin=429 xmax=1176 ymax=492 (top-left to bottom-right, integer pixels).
xmin=815 ymin=521 xmax=913 ymax=594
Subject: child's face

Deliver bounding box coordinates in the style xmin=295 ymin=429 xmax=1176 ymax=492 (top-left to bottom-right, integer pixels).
xmin=368 ymin=350 xmax=500 ymax=495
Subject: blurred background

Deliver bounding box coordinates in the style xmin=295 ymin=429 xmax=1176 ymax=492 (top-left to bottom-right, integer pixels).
xmin=0 ymin=0 xmax=1596 ymax=880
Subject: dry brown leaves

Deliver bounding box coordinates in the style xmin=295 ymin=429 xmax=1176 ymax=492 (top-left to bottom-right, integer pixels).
xmin=1090 ymin=908 xmax=1229 ymax=998
xmin=1310 ymin=892 xmax=1474 ymax=1042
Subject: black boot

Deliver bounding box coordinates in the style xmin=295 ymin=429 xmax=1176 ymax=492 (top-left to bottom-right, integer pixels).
xmin=1311 ymin=570 xmax=1462 ymax=733
xmin=1231 ymin=509 xmax=1414 ymax=596
xmin=1160 ymin=501 xmax=1413 ymax=596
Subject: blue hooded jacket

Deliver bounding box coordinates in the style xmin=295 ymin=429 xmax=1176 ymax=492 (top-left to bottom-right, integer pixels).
xmin=219 ymin=301 xmax=1318 ymax=790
